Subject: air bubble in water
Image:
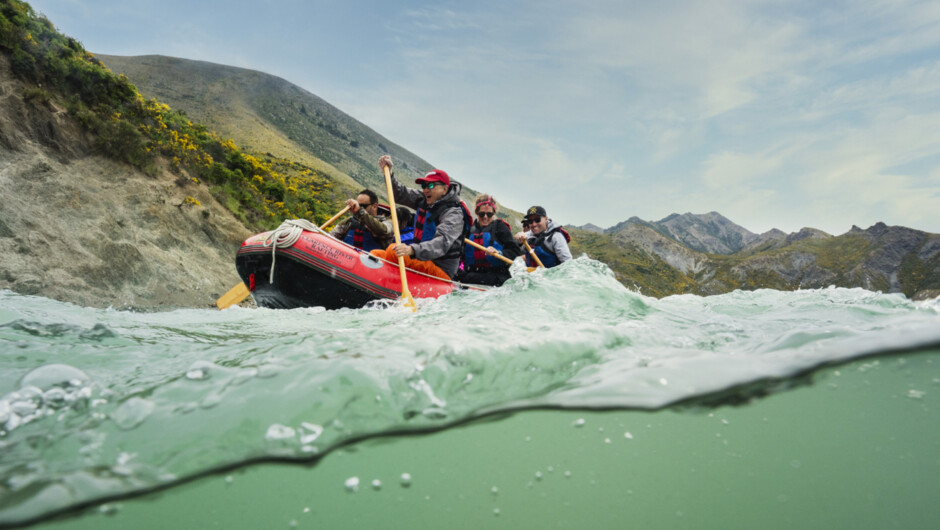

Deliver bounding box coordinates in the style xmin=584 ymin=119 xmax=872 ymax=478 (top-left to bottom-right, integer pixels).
xmin=372 ymin=479 xmax=382 ymax=490
xmin=42 ymin=387 xmax=68 ymax=408
xmin=265 ymin=424 xmax=296 ymax=441
xmin=299 ymin=422 xmax=323 ymax=444
xmin=111 ymin=397 xmax=155 ymax=430
xmin=400 ymin=473 xmax=412 ymax=487
xmin=185 ymin=361 xmax=215 ymax=380
xmin=345 ymin=476 xmax=359 ymax=492
xmin=19 ymin=364 xmax=90 ymax=390
xmin=572 ymin=418 xmax=586 ymax=427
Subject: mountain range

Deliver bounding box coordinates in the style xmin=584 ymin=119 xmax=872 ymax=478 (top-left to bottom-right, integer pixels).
xmin=569 ymin=213 xmax=939 ymax=299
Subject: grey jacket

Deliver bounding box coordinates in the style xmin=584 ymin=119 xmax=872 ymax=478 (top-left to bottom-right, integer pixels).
xmin=525 ymin=219 xmax=572 ymax=264
xmin=389 ymin=173 xmax=466 ymax=278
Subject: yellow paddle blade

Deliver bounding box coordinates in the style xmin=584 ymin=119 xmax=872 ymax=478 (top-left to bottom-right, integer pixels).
xmin=401 ymin=289 xmax=418 ymax=312
xmin=216 ymin=282 xmax=250 ymax=310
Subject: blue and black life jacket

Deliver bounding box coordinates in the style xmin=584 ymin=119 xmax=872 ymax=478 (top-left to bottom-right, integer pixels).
xmin=399 ymin=226 xmax=415 ymax=244
xmin=342 ymin=219 xmax=383 ymax=252
xmin=412 ymin=197 xmax=473 ymax=260
xmin=464 ymin=219 xmax=511 ymax=269
xmin=525 ymin=225 xmax=571 ymax=268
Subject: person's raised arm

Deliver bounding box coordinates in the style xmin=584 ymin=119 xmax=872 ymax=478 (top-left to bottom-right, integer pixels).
xmin=379 ymin=155 xmax=423 ymax=209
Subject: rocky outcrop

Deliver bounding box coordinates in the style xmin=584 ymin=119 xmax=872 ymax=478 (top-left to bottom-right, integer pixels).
xmin=847 ymin=223 xmax=939 ymax=293
xmin=0 ymin=55 xmax=251 ymax=309
xmin=654 ymin=211 xmax=758 ymax=254
xmin=606 ymin=212 xmax=760 ymax=255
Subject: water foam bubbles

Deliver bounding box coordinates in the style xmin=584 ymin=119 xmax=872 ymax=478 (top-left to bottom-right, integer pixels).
xmin=265 ymin=424 xmax=296 ymax=441
xmin=185 ymin=361 xmax=215 ymax=380
xmin=299 ymin=422 xmax=323 ymax=444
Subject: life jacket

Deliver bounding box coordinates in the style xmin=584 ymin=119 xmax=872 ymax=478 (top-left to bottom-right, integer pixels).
xmin=342 ymin=219 xmax=383 ymax=252
xmin=412 ymin=197 xmax=473 ymax=260
xmin=526 ymin=225 xmax=571 ymax=268
xmin=399 ymin=226 xmax=415 ymax=244
xmin=464 ymin=219 xmax=511 ymax=269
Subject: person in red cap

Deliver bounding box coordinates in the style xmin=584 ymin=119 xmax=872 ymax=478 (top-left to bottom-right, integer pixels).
xmin=370 ymin=155 xmax=469 ymax=279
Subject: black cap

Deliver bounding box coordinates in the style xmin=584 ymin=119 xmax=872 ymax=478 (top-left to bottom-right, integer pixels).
xmin=525 ymin=205 xmax=547 ymax=219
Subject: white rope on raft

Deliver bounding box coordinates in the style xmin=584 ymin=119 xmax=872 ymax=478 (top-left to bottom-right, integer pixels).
xmin=261 ymin=219 xmax=321 ymax=284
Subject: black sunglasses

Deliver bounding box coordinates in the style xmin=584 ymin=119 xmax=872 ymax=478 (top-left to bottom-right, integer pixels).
xmin=526 ymin=216 xmax=542 ymax=224
xmin=358 ymin=203 xmax=372 ymax=209
xmin=476 ymin=211 xmax=495 ymax=218
xmin=420 ymin=182 xmax=439 ymax=190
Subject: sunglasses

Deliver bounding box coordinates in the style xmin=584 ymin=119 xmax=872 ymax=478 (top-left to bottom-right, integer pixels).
xmin=420 ymin=182 xmax=440 ymax=190
xmin=526 ymin=216 xmax=542 ymax=224
xmin=358 ymin=203 xmax=372 ymax=209
xmin=476 ymin=211 xmax=495 ymax=218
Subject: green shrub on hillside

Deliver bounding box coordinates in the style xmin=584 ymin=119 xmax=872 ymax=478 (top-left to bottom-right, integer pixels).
xmin=0 ymin=0 xmax=340 ymax=231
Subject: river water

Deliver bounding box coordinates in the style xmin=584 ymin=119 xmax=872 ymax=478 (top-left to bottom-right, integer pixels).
xmin=1 ymin=257 xmax=939 ymax=528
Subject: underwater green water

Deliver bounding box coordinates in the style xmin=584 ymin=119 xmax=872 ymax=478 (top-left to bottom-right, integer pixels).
xmin=35 ymin=351 xmax=940 ymax=529
xmin=2 ymin=258 xmax=939 ymax=528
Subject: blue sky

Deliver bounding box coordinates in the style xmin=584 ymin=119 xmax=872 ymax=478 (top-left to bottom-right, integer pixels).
xmin=28 ymin=0 xmax=940 ymax=234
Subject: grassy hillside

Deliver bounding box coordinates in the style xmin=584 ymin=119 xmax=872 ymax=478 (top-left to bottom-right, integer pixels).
xmin=96 ymin=54 xmax=524 ymax=226
xmin=1 ymin=0 xmax=341 ymax=231
xmin=567 ymin=228 xmax=696 ymax=297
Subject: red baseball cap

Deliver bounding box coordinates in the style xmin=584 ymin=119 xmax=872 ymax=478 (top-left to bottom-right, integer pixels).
xmin=415 ymin=169 xmax=450 ymax=188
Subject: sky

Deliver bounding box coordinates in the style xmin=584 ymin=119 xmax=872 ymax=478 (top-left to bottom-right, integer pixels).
xmin=26 ymin=0 xmax=940 ymax=234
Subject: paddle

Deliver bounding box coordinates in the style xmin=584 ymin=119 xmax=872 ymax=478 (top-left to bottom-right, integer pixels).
xmin=463 ymin=238 xmax=514 ymax=265
xmin=215 ymin=205 xmax=353 ymax=310
xmin=523 ymin=239 xmax=546 ymax=268
xmin=382 ymin=165 xmax=418 ymax=312
xmin=320 ymin=205 xmax=352 ymax=232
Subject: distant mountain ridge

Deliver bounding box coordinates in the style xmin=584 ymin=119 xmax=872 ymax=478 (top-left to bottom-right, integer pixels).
xmin=595 ymin=211 xmax=786 ymax=255
xmin=568 ymin=217 xmax=940 ymax=299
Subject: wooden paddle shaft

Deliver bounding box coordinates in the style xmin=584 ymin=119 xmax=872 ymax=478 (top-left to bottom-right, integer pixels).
xmin=382 ymin=164 xmax=417 ymax=311
xmin=319 ymin=205 xmax=351 ymax=230
xmin=463 ymin=238 xmax=514 ymax=265
xmin=523 ymin=239 xmax=546 ymax=268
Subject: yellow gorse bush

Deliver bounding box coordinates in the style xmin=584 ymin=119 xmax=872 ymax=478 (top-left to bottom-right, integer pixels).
xmin=1 ymin=0 xmax=340 ymax=232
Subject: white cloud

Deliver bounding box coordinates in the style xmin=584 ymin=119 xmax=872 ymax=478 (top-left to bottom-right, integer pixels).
xmin=701 ymin=151 xmax=782 ymax=189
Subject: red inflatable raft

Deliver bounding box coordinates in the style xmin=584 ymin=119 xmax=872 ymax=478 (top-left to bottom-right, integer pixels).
xmin=235 ymin=223 xmax=483 ymax=309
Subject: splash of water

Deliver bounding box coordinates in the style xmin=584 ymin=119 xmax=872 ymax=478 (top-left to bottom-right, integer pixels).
xmin=1 ymin=257 xmax=938 ymax=524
